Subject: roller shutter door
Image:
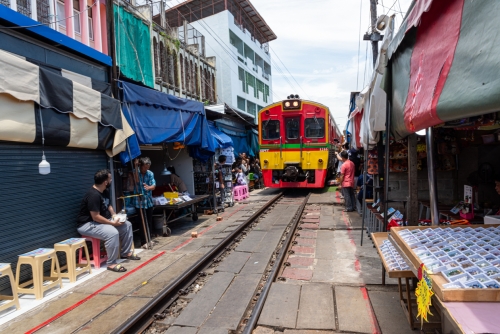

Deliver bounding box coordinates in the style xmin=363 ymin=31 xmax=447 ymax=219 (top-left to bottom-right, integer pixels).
xmin=0 ymin=142 xmax=108 ymax=291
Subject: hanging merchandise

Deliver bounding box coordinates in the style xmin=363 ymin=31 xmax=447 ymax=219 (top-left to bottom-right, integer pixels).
xmin=415 ymin=264 xmax=434 ymax=329
xmin=367 ymin=149 xmax=378 ymax=175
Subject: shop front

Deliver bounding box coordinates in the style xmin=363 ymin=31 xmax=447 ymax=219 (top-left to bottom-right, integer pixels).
xmin=355 ymin=1 xmax=500 ymax=332
xmin=0 ymin=49 xmax=133 ymax=291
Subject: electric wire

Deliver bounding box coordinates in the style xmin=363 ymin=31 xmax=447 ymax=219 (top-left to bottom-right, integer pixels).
xmin=356 ymin=0 xmax=363 ymax=91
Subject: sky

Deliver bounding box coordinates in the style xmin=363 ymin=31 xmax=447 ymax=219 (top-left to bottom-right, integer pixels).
xmin=159 ymin=0 xmax=413 ymax=129
xmin=247 ymin=0 xmax=413 ymax=130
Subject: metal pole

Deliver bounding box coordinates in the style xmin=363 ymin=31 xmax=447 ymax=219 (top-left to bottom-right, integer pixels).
xmin=382 ymin=100 xmax=391 ymax=232
xmin=110 ymin=157 xmax=116 ymax=210
xmin=426 ymin=127 xmax=439 ymax=226
xmin=360 ymin=147 xmax=368 ymax=245
xmin=369 ymin=0 xmax=379 ymax=66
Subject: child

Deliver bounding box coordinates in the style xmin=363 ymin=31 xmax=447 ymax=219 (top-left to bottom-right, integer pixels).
xmin=235 ymin=167 xmax=247 ymax=185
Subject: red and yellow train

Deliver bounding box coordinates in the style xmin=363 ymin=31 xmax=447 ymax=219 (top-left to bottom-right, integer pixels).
xmin=258 ymin=96 xmax=342 ymax=188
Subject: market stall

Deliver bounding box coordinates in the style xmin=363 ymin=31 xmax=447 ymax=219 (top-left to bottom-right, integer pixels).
xmin=117 ymin=81 xmax=216 ymax=238
xmin=361 ymin=1 xmax=500 ymax=332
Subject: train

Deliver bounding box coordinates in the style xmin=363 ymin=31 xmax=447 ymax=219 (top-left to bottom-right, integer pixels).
xmin=258 ymin=95 xmax=342 ymax=188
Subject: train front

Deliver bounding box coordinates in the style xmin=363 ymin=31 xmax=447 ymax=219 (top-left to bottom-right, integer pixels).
xmin=258 ymin=97 xmax=334 ymax=188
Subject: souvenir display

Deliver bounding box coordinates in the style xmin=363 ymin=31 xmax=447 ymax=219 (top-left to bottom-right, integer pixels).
xmin=396 ymin=226 xmax=500 ymax=289
xmin=379 ymin=239 xmax=411 ymax=271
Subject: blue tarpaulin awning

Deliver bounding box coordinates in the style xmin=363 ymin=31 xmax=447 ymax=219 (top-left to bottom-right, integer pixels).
xmin=208 ymin=121 xmax=233 ymax=149
xmin=119 ymin=81 xmax=215 ymax=163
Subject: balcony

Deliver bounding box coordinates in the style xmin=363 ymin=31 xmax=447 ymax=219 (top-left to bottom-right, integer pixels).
xmin=2 ymin=0 xmax=108 ymax=55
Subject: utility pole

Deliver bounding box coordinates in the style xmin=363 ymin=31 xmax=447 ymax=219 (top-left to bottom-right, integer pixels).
xmin=360 ymin=0 xmax=383 ymax=246
xmin=364 ymin=0 xmax=383 ymax=67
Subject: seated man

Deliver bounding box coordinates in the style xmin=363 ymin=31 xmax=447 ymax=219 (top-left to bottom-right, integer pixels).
xmin=167 ymin=166 xmax=188 ymax=194
xmin=76 ymin=169 xmax=140 ymax=273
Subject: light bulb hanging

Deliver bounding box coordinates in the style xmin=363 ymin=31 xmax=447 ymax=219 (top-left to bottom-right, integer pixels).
xmin=38 ymin=107 xmax=51 ymax=175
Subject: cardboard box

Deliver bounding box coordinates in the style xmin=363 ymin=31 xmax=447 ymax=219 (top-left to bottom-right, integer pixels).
xmin=484 ymin=215 xmax=500 ymax=225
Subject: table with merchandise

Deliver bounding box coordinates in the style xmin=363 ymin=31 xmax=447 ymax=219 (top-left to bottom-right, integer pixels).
xmin=153 ymin=195 xmax=209 ymax=236
xmin=387 ymin=225 xmax=500 ymax=333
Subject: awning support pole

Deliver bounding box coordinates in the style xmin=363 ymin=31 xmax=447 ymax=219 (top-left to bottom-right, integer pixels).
xmin=426 ymin=127 xmax=439 ymax=226
xmin=382 ymin=100 xmax=391 ymax=233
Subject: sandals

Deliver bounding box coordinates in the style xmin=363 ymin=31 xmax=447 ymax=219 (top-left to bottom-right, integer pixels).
xmin=107 ymin=264 xmax=127 ymax=272
xmin=122 ymin=253 xmax=141 ymax=260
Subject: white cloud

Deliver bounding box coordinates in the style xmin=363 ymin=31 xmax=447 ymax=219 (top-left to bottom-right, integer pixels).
xmin=250 ymin=0 xmax=413 ymax=130
xmin=166 ymin=0 xmax=413 ymax=129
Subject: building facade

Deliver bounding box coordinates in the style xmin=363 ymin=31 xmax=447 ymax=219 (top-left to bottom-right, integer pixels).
xmin=164 ymin=0 xmax=276 ymax=123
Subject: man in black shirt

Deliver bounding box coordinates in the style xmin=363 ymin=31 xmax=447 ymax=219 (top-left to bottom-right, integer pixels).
xmin=77 ymin=169 xmax=139 ymax=272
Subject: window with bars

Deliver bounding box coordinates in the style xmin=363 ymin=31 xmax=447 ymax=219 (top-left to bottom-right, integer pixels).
xmin=168 ymin=49 xmax=175 ymax=86
xmin=0 ymin=0 xmax=10 ymax=7
xmin=17 ymin=0 xmax=31 ymax=17
xmin=37 ymin=0 xmax=51 ymax=24
xmin=237 ymin=96 xmax=246 ymax=112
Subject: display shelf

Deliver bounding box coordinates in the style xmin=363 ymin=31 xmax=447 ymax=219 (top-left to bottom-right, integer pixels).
xmin=372 ymin=232 xmax=414 ymax=278
xmin=389 ymin=225 xmax=500 ymax=302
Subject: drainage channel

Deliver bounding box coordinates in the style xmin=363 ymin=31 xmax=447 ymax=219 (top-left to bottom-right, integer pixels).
xmin=111 ymin=191 xmax=284 ymax=334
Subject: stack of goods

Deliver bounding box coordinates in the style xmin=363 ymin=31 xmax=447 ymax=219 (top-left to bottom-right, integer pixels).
xmin=380 ymin=239 xmax=411 ymax=271
xmin=397 ymin=227 xmax=500 ymax=289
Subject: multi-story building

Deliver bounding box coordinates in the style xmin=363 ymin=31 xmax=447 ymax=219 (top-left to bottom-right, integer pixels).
xmin=1 ymin=0 xmax=109 ymax=55
xmin=163 ymin=0 xmax=276 ymax=123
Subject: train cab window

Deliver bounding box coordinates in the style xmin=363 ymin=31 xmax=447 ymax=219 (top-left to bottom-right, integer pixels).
xmin=262 ymin=120 xmax=280 ymax=140
xmin=286 ymin=117 xmax=300 ymax=140
xmin=305 ymin=118 xmax=325 ymax=138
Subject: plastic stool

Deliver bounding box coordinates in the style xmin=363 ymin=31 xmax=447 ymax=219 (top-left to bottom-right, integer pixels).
xmin=53 ymin=238 xmax=91 ymax=282
xmin=0 ymin=263 xmax=20 ymax=311
xmin=233 ymin=185 xmax=249 ymax=201
xmin=16 ymin=248 xmax=62 ymax=300
xmin=78 ymin=236 xmax=107 ymax=269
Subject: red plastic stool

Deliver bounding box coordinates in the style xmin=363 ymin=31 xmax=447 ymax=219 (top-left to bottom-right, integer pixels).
xmin=78 ymin=236 xmax=107 ymax=269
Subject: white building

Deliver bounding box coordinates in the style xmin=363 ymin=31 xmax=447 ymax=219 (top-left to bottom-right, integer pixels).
xmin=164 ymin=0 xmax=276 ymax=123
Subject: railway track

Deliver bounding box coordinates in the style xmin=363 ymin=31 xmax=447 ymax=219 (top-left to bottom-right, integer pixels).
xmin=112 ymin=191 xmax=311 ymax=334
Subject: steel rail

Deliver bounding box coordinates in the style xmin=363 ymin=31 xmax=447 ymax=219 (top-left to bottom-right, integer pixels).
xmin=112 ymin=191 xmax=284 ymax=334
xmin=242 ymin=193 xmax=311 ymax=334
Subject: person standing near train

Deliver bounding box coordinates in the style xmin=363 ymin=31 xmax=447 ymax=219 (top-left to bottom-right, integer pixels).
xmin=339 ymin=151 xmax=356 ymax=212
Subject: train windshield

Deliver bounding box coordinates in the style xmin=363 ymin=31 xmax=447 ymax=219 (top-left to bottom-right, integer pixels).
xmin=305 ymin=118 xmax=325 ymax=138
xmin=262 ymin=120 xmax=280 ymax=140
xmin=286 ymin=117 xmax=300 ymax=140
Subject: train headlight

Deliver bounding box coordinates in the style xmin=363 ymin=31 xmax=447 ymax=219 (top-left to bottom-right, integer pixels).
xmin=318 ymin=159 xmax=323 ymax=163
xmin=293 ymin=101 xmax=299 ymax=107
xmin=264 ymin=159 xmax=269 ymax=164
xmin=284 ymin=101 xmax=290 ymax=107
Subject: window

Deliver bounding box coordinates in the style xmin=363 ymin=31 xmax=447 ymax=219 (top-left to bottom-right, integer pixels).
xmin=237 ymin=96 xmax=246 ymax=111
xmin=246 ymin=101 xmax=256 ymax=117
xmin=238 ymin=67 xmax=246 ymax=93
xmin=262 ymin=120 xmax=280 ymax=140
xmin=304 ymin=118 xmax=325 ymax=138
xmin=57 ymin=1 xmax=80 ymax=34
xmin=286 ymin=117 xmax=300 ymax=140
xmin=88 ymin=17 xmax=93 ymax=39
xmin=57 ymin=2 xmax=65 ymax=27
xmin=73 ymin=9 xmax=81 ymax=34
